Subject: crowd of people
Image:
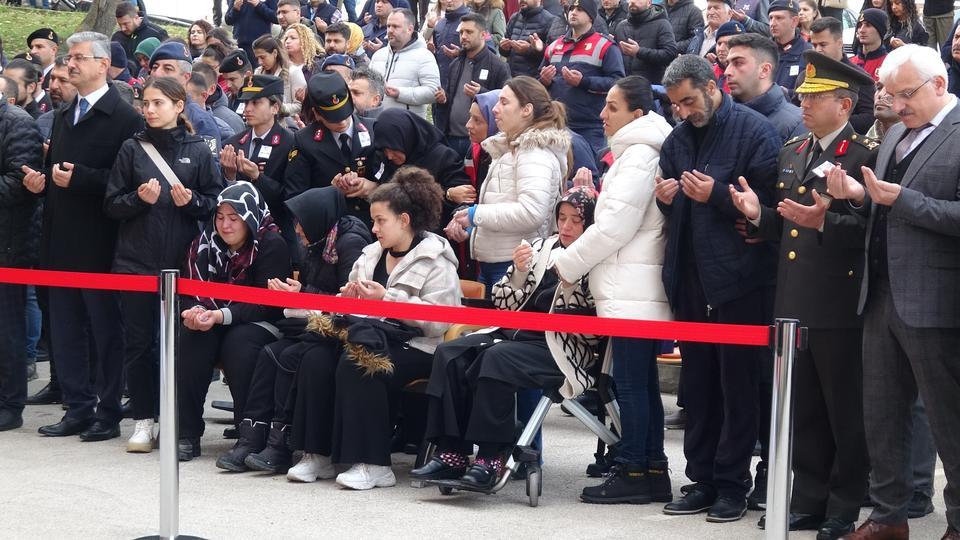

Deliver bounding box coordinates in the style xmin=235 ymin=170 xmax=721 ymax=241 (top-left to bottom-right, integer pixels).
xmin=0 ymin=0 xmax=959 ymax=539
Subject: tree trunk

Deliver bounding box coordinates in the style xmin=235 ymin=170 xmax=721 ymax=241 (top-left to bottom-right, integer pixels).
xmin=77 ymin=0 xmax=122 ymax=35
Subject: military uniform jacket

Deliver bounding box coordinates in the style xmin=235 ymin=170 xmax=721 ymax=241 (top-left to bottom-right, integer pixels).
xmin=753 ymin=123 xmax=878 ymax=328
xmin=223 ymin=122 xmax=295 ymax=220
xmin=283 ymin=114 xmax=381 ymax=224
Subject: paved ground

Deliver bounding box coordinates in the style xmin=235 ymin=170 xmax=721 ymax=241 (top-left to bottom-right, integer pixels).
xmin=0 ymin=365 xmax=950 ymax=539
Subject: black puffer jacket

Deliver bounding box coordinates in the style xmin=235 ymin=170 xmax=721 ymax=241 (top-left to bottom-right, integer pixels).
xmin=0 ymin=102 xmax=43 ymax=268
xmin=612 ymin=5 xmax=678 ymax=85
xmin=601 ymin=2 xmax=629 ymax=32
xmin=104 ymin=126 xmax=224 ymax=275
xmin=500 ymin=7 xmax=557 ymax=78
xmin=666 ymin=0 xmax=704 ymax=54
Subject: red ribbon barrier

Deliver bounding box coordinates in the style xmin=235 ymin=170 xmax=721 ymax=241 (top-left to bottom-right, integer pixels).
xmin=0 ymin=268 xmax=771 ymax=347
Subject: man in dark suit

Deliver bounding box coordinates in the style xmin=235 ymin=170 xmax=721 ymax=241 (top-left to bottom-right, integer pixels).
xmin=221 ymin=74 xmax=296 ymax=246
xmin=284 ymin=72 xmax=383 ymax=228
xmin=823 ymin=44 xmax=960 ymax=540
xmin=731 ymin=50 xmax=878 ymax=539
xmin=22 ymin=31 xmax=143 ymax=442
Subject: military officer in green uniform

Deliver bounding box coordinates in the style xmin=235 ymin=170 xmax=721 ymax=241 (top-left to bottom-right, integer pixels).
xmin=729 ymin=49 xmax=879 ymax=540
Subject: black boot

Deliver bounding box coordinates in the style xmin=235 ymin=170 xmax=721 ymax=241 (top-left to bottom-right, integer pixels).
xmin=244 ymin=422 xmax=293 ymax=473
xmin=580 ymin=463 xmax=653 ymax=504
xmin=747 ymin=460 xmax=767 ymax=510
xmin=648 ymin=460 xmax=673 ymax=502
xmin=216 ymin=419 xmax=268 ymax=472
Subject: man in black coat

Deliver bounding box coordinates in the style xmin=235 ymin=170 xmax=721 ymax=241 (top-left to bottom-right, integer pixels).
xmin=600 ymin=0 xmax=629 ymax=31
xmin=22 ymin=31 xmax=143 ymax=442
xmin=732 ymin=51 xmax=877 ymax=538
xmin=612 ymin=0 xmax=678 ymax=85
xmin=284 ymin=72 xmax=383 ymax=228
xmin=111 ymin=2 xmax=169 ymax=76
xmin=667 ymin=0 xmax=704 ymax=54
xmin=0 ymin=100 xmax=44 ymax=432
xmin=500 ymin=0 xmax=557 ymax=78
xmin=434 ymin=13 xmax=511 ymax=158
xmin=221 ymin=75 xmax=297 ymax=247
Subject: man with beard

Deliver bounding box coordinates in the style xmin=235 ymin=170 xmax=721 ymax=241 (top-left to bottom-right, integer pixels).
xmin=219 ymin=50 xmax=255 ymax=115
xmin=612 ymin=0 xmax=678 ymax=85
xmin=4 ymin=59 xmax=51 ymax=119
xmin=27 ymin=28 xmax=59 ymax=91
xmin=655 ymin=54 xmax=780 ymax=523
xmin=540 ymin=0 xmax=625 ymax=153
xmin=349 ymin=67 xmax=386 ymax=121
xmin=600 ymin=0 xmax=628 ymax=31
xmin=36 ymin=56 xmax=77 ymax=139
xmin=500 ymin=0 xmax=556 ymax=78
xmin=325 ymin=22 xmax=369 ymax=68
xmin=369 ymin=9 xmax=441 ymax=119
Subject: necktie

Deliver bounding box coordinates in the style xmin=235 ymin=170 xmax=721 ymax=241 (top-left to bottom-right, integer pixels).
xmin=339 ymin=133 xmax=352 ymax=161
xmin=895 ymin=123 xmax=932 ymax=163
xmin=76 ymin=97 xmax=89 ymax=125
xmin=805 ymin=141 xmax=823 ymax=174
xmin=250 ymin=137 xmax=263 ymax=162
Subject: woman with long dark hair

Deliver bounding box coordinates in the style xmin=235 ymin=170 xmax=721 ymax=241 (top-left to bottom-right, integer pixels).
xmin=104 ymin=77 xmax=223 ymax=453
xmin=885 ymin=0 xmax=928 ymax=47
xmin=253 ymin=35 xmax=307 ymax=122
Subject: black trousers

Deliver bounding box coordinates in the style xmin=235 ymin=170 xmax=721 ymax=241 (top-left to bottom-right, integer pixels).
xmin=176 ymin=323 xmax=278 ymax=439
xmin=49 ymin=287 xmax=125 ymax=423
xmin=0 ymin=284 xmax=27 ymax=413
xmin=423 ymin=331 xmax=564 ymax=454
xmin=790 ymin=328 xmax=869 ymax=521
xmin=290 ymin=340 xmax=341 ymax=455
xmin=119 ymin=292 xmax=159 ymax=420
xmin=675 ymin=268 xmax=768 ymax=498
xmin=244 ymin=338 xmax=323 ymax=424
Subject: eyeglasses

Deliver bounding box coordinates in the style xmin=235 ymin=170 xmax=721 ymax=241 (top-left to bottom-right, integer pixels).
xmin=890 ymin=78 xmax=931 ymax=101
xmin=64 ymin=54 xmax=105 ymax=63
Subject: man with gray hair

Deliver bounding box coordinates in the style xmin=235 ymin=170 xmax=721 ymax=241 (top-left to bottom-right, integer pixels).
xmin=148 ymin=41 xmax=223 ymax=152
xmin=21 ymin=31 xmax=143 ymax=442
xmin=823 ymin=43 xmax=960 ymax=540
xmin=349 ymin=67 xmax=386 ymax=121
xmin=654 ymin=53 xmax=781 ymax=523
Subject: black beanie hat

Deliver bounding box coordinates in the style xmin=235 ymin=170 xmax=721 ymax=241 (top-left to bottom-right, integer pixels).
xmin=857 ymin=8 xmax=889 ymax=41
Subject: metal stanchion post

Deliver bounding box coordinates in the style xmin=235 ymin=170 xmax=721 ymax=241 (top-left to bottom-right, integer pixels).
xmin=136 ymin=270 xmax=204 ymax=540
xmin=765 ymin=318 xmax=800 ymax=540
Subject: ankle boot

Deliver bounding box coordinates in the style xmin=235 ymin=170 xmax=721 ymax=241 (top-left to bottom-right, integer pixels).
xmin=580 ymin=463 xmax=653 ymax=504
xmin=244 ymin=422 xmax=293 ymax=473
xmin=648 ymin=460 xmax=673 ymax=502
xmin=215 ymin=419 xmax=268 ymax=472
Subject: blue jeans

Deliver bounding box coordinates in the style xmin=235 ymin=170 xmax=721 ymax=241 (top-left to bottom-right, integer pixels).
xmin=478 ymin=261 xmax=511 ymax=295
xmin=612 ymin=337 xmax=666 ymax=466
xmin=343 ymin=0 xmax=358 ymax=22
xmin=25 ymin=286 xmax=41 ymax=359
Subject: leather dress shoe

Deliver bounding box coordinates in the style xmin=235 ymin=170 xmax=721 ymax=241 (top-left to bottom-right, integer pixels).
xmin=26 ymin=383 xmax=62 ymax=405
xmin=0 ymin=409 xmax=23 ymax=431
xmin=759 ymin=512 xmax=825 ymax=530
xmin=663 ymin=485 xmax=716 ymax=515
xmin=459 ymin=463 xmax=498 ymax=490
xmin=706 ymin=496 xmax=748 ymax=523
xmin=818 ymin=517 xmax=856 ymax=540
xmin=942 ymin=527 xmax=960 ymax=540
xmin=38 ymin=416 xmax=92 ymax=437
xmin=410 ymin=456 xmax=467 ymax=481
xmin=839 ymin=519 xmax=908 ymax=540
xmin=79 ymin=420 xmax=120 ymax=442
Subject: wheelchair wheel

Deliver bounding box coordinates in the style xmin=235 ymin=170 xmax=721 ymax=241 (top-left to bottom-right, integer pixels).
xmin=438 ymin=486 xmax=454 ymax=495
xmin=525 ymin=465 xmax=542 ymax=507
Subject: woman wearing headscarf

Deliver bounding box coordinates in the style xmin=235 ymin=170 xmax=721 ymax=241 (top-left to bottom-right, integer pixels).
xmin=373 ymin=108 xmax=471 ymax=223
xmin=217 ymin=187 xmax=372 ymax=472
xmin=411 ymin=187 xmax=599 ymax=489
xmin=176 ymin=182 xmax=292 ymax=462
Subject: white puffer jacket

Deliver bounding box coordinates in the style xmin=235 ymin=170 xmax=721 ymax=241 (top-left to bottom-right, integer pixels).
xmin=553 ymin=113 xmax=673 ymax=321
xmin=369 ymin=35 xmax=441 ymax=118
xmin=470 ymin=127 xmax=570 ymax=263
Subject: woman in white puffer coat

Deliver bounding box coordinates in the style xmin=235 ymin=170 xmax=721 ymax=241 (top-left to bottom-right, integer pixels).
xmin=553 ymin=76 xmax=675 ymax=505
xmin=446 ymin=75 xmax=571 ymax=290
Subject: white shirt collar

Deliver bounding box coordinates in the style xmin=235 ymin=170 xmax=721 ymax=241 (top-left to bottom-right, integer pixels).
xmin=333 ymin=118 xmax=354 ymax=139
xmin=928 ymin=95 xmax=957 ymax=130
xmin=34 ymin=89 xmax=46 ymax=104
xmin=78 ymin=83 xmax=110 ymax=109
xmin=815 ymin=123 xmax=847 ymax=152
xmin=251 ymin=125 xmax=273 ymax=140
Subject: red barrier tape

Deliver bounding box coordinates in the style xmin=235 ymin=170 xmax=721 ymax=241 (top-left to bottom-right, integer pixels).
xmin=0 ymin=268 xmax=771 ymax=347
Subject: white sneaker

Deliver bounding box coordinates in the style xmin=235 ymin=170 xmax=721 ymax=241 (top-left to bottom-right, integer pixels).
xmin=127 ymin=419 xmax=155 ymax=453
xmin=335 ymin=463 xmax=396 ymax=490
xmin=287 ymin=453 xmax=336 ymax=482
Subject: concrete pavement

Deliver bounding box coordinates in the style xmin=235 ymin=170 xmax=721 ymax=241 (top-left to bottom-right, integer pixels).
xmin=0 ymin=366 xmax=950 ymax=539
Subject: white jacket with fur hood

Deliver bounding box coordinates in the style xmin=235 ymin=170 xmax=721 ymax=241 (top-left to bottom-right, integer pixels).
xmin=553 ymin=113 xmax=673 ymax=321
xmin=348 ymin=232 xmax=463 ymax=353
xmin=470 ymin=127 xmax=570 ymax=263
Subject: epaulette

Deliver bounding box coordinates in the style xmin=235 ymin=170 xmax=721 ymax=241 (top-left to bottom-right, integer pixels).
xmin=849 ymin=133 xmax=880 ymax=151
xmin=783 ymin=134 xmax=808 ymax=148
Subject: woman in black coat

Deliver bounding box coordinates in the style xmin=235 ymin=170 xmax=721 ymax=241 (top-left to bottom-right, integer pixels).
xmin=218 ymin=187 xmax=372 ymax=473
xmin=176 ymin=181 xmax=292 ymax=461
xmin=104 ymin=77 xmax=223 ymax=454
xmin=373 ymin=108 xmax=471 ymax=223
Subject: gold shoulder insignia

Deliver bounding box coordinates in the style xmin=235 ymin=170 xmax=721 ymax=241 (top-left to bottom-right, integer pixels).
xmin=852 ymin=136 xmax=880 ymax=151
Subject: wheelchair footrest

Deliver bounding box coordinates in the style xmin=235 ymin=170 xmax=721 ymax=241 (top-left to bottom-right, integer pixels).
xmin=422 ymin=478 xmax=498 ymax=494
xmin=512 ymin=445 xmax=541 ymax=464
